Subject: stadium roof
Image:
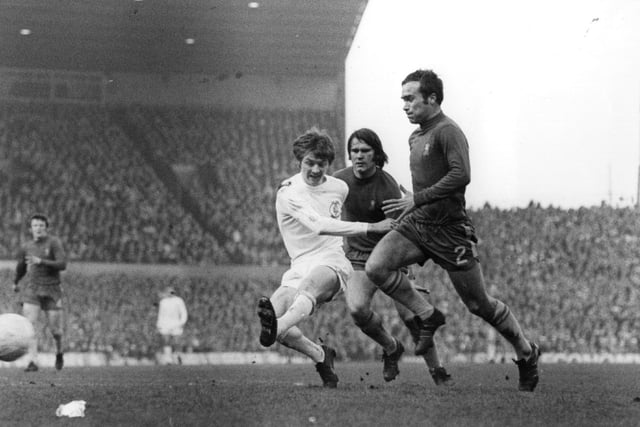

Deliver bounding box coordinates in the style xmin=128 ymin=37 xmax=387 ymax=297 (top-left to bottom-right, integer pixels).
xmin=0 ymin=0 xmax=368 ymax=78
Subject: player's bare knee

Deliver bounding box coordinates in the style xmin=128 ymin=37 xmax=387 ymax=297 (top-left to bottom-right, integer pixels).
xmin=363 ymin=258 xmax=378 ymax=280
xmin=364 ymin=261 xmax=387 ymax=286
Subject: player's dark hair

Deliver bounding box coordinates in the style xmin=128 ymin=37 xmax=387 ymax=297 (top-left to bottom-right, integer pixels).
xmin=29 ymin=213 xmax=49 ymax=228
xmin=347 ymin=128 xmax=388 ymax=168
xmin=402 ymin=69 xmax=444 ymax=105
xmin=292 ymin=127 xmax=336 ymax=165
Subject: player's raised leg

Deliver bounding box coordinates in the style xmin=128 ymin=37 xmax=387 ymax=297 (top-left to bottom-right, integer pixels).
xmin=257 ymin=266 xmax=341 ymax=387
xmin=260 ymin=286 xmax=325 ymax=364
xmin=260 ymin=266 xmax=340 ymax=345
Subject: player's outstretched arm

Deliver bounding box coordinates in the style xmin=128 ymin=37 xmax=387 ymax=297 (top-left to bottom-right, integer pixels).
xmin=287 ymin=199 xmax=393 ymax=237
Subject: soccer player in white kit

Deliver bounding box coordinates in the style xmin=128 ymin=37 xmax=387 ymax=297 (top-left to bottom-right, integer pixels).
xmin=257 ymin=128 xmax=393 ymax=388
xmin=156 ymin=286 xmax=188 ymax=365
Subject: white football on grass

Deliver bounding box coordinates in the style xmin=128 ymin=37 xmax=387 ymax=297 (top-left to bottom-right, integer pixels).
xmin=0 ymin=313 xmax=35 ymax=362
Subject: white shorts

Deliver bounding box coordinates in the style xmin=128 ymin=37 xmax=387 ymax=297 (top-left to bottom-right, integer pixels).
xmin=281 ymin=255 xmax=353 ymax=297
xmin=157 ymin=326 xmax=184 ymax=337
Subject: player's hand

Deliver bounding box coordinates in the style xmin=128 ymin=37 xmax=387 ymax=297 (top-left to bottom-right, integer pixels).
xmin=382 ymin=185 xmax=415 ymax=221
xmin=368 ymin=218 xmax=395 ymax=234
xmin=25 ymin=255 xmax=42 ymax=266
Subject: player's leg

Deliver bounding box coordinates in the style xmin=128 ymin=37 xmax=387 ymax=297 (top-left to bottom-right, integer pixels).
xmin=43 ymin=297 xmax=64 ymax=370
xmin=258 ymin=283 xmax=295 ymax=347
xmin=447 ymin=264 xmax=539 ymax=391
xmin=260 ymin=274 xmax=339 ymax=348
xmin=21 ymin=302 xmax=41 ymax=371
xmin=266 ymin=286 xmax=325 ymax=363
xmin=346 ymin=270 xmax=404 ymax=382
xmin=394 ymin=300 xmax=451 ymax=385
xmin=366 ymin=231 xmax=444 ymax=355
xmin=170 ymin=334 xmax=183 ymax=365
xmin=275 ymin=266 xmax=340 ymax=337
xmin=448 ymin=265 xmax=530 ymax=356
xmin=159 ymin=333 xmax=173 ymax=365
xmin=277 ymin=326 xmax=338 ymax=388
xmin=264 ymin=272 xmax=340 ymax=387
xmin=346 ymin=270 xmax=396 ymax=354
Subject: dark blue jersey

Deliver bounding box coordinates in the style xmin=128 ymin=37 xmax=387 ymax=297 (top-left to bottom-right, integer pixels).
xmin=15 ymin=235 xmax=67 ymax=286
xmin=334 ymin=166 xmax=401 ymax=253
xmin=409 ymin=111 xmax=471 ymax=225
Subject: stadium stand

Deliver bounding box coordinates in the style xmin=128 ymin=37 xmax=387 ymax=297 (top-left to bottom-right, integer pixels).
xmin=0 ymin=102 xmax=227 ymax=264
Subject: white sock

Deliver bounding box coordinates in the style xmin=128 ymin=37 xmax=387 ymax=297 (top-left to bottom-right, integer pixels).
xmin=280 ymin=327 xmax=325 ymax=363
xmin=277 ymin=293 xmax=315 ymax=337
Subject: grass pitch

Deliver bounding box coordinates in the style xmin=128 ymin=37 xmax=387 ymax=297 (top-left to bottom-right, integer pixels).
xmin=1 ymin=362 xmax=639 ymax=426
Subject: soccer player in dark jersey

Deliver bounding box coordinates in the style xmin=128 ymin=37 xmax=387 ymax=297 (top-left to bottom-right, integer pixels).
xmin=365 ymin=69 xmax=540 ymax=392
xmin=12 ymin=213 xmax=67 ymax=371
xmin=334 ymin=128 xmax=451 ymax=385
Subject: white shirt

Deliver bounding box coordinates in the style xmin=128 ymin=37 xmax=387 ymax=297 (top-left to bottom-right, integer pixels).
xmin=276 ymin=173 xmax=368 ymax=266
xmin=156 ymin=295 xmax=188 ymax=331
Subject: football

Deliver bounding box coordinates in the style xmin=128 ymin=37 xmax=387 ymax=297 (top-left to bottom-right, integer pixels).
xmin=0 ymin=313 xmax=35 ymax=362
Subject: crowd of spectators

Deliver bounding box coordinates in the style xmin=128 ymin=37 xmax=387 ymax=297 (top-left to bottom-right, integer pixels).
xmin=0 ymin=101 xmax=639 ymax=360
xmin=0 ymin=102 xmax=227 ymax=264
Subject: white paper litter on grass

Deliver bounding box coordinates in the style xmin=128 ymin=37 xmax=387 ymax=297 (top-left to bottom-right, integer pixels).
xmin=55 ymin=400 xmax=87 ymax=418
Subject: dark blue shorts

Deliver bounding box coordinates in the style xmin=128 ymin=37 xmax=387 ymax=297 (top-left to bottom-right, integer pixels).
xmin=344 ymin=248 xmax=371 ymax=270
xmin=21 ymin=284 xmax=63 ymax=311
xmin=395 ymin=218 xmax=479 ymax=271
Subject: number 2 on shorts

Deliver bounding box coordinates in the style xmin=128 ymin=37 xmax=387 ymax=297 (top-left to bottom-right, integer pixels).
xmin=454 ymin=246 xmax=467 ymax=266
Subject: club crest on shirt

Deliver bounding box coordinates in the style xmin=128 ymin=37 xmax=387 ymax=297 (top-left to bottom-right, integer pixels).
xmin=329 ymin=200 xmax=342 ymax=218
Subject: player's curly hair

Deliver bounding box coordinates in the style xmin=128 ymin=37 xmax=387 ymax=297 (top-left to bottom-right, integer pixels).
xmin=292 ymin=127 xmax=336 ymax=164
xmin=402 ymin=69 xmax=444 ymax=105
xmin=347 ymin=128 xmax=388 ymax=168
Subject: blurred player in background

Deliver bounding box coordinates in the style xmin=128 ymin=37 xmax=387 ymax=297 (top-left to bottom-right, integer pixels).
xmin=156 ymin=286 xmax=188 ymax=365
xmin=12 ymin=213 xmax=67 ymax=372
xmin=257 ymin=128 xmax=393 ymax=388
xmin=366 ymin=69 xmax=540 ymax=391
xmin=334 ymin=128 xmax=451 ymax=385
